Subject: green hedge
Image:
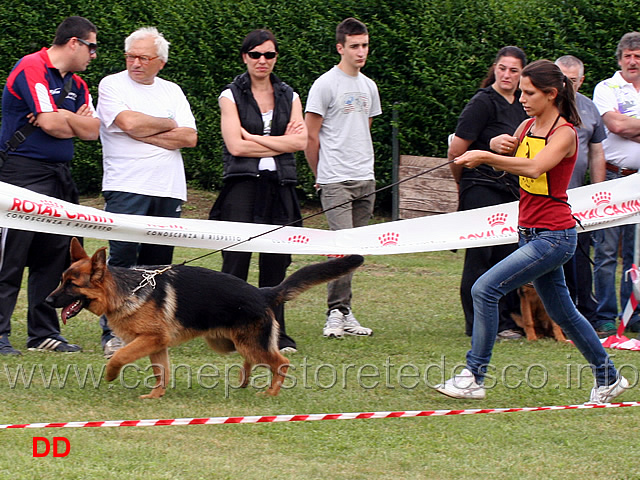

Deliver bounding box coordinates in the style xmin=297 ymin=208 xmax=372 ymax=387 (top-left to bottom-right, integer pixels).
xmin=2 ymin=0 xmax=639 ymax=210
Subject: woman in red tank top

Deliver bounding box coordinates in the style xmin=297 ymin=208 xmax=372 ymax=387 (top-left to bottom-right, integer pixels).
xmin=434 ymin=60 xmax=629 ymax=404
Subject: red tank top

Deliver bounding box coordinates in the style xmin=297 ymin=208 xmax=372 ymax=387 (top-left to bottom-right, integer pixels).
xmin=514 ymin=118 xmax=577 ymax=230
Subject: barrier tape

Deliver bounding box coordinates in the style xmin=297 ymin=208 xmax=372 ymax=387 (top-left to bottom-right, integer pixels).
xmin=620 ymin=264 xmax=640 ymax=335
xmin=2 ymin=401 xmax=639 ymax=429
xmin=600 ymin=265 xmax=640 ymax=350
xmin=2 ymin=176 xmax=640 ymax=256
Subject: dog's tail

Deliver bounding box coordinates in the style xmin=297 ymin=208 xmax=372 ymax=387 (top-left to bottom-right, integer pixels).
xmin=263 ymin=255 xmax=364 ymax=307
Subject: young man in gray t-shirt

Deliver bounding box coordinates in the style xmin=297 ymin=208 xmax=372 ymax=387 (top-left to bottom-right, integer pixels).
xmin=305 ymin=17 xmax=381 ymax=339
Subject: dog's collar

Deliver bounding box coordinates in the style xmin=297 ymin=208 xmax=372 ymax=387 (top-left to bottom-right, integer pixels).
xmin=131 ymin=265 xmax=173 ymax=294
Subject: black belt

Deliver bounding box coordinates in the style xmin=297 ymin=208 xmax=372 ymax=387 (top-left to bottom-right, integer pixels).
xmin=606 ymin=163 xmax=637 ymax=176
xmin=518 ymin=226 xmax=550 ymax=236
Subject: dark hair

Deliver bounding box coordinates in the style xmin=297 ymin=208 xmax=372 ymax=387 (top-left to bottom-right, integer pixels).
xmin=480 ymin=46 xmax=527 ymax=88
xmin=336 ymin=17 xmax=368 ymax=45
xmin=616 ymin=32 xmax=640 ymax=60
xmin=240 ymin=29 xmax=278 ymax=55
xmin=52 ymin=16 xmax=97 ymax=45
xmin=521 ymin=59 xmax=581 ymax=127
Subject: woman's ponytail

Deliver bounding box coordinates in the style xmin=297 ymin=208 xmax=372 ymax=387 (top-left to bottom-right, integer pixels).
xmin=522 ymin=60 xmax=582 ymax=127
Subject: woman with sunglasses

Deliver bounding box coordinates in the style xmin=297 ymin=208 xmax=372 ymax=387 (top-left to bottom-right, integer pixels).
xmin=448 ymin=46 xmax=528 ymax=340
xmin=436 ymin=60 xmax=629 ymax=404
xmin=209 ymin=29 xmax=307 ymax=354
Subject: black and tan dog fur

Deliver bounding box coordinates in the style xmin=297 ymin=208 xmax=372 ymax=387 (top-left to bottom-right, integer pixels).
xmin=46 ymin=238 xmax=364 ymax=399
xmin=511 ymin=283 xmax=567 ymax=342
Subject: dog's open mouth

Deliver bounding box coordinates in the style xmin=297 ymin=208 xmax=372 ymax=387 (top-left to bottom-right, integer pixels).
xmin=62 ymin=300 xmax=85 ymax=324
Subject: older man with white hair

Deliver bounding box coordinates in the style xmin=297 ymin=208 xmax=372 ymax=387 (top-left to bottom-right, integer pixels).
xmin=96 ymin=27 xmax=197 ymax=356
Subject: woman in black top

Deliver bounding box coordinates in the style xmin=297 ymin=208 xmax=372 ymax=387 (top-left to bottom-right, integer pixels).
xmin=209 ymin=30 xmax=307 ymax=353
xmin=447 ymin=46 xmax=528 ymax=339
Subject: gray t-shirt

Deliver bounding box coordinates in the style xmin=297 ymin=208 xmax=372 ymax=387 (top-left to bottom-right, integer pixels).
xmin=305 ymin=66 xmax=382 ymax=183
xmin=569 ymin=92 xmax=606 ymax=189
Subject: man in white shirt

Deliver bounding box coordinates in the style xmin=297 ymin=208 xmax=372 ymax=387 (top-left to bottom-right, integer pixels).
xmin=592 ymin=32 xmax=640 ymax=336
xmin=96 ymin=26 xmax=197 ymax=356
xmin=305 ymin=18 xmax=381 ymax=339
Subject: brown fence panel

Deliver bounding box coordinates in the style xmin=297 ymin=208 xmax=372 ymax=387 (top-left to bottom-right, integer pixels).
xmin=398 ymin=155 xmax=458 ymax=219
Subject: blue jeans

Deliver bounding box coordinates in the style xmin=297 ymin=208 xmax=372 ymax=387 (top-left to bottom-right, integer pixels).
xmin=593 ymin=169 xmax=639 ymax=328
xmin=593 ymin=225 xmax=637 ymax=326
xmin=466 ymin=227 xmax=617 ymax=387
xmin=103 ymin=191 xmax=182 ymax=268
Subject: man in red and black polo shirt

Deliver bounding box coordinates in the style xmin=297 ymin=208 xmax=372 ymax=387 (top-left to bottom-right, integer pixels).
xmin=0 ymin=16 xmax=100 ymax=355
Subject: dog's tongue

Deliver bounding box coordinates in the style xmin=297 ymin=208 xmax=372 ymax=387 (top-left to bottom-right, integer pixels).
xmin=61 ymin=307 xmax=71 ymax=325
xmin=61 ymin=301 xmax=82 ymax=325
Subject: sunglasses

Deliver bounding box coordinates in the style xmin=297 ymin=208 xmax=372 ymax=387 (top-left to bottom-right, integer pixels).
xmin=77 ymin=38 xmax=97 ymax=55
xmin=246 ymin=51 xmax=277 ymax=60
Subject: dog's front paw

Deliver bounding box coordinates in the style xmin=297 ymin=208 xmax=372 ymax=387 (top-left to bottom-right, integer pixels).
xmin=105 ymin=361 xmax=121 ymax=382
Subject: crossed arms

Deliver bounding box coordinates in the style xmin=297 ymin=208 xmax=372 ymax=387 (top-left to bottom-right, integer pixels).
xmin=219 ymin=96 xmax=306 ymax=158
xmin=114 ymin=110 xmax=197 ymax=150
xmin=602 ymin=110 xmax=640 ymax=143
xmin=30 ymin=105 xmax=100 ymax=141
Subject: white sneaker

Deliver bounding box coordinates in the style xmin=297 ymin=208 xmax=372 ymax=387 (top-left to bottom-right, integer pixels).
xmin=103 ymin=336 xmax=124 ymax=359
xmin=323 ymin=309 xmax=345 ymax=338
xmin=587 ymin=375 xmax=629 ymax=404
xmin=434 ymin=368 xmax=486 ymax=399
xmin=343 ymin=309 xmax=373 ymax=336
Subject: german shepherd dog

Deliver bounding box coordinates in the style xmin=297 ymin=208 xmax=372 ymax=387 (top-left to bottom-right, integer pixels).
xmin=46 ymin=238 xmax=364 ymax=399
xmin=511 ymin=283 xmax=567 ymax=342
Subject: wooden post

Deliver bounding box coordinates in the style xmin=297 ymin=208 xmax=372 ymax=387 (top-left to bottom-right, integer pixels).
xmin=398 ymin=155 xmax=458 ymax=219
xmin=392 ymin=105 xmax=400 ymax=221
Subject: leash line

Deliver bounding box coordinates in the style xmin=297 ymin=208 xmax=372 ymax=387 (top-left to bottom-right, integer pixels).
xmin=2 ymin=401 xmax=637 ymax=429
xmin=182 ymin=159 xmax=456 ymax=265
xmin=131 ymin=265 xmax=173 ymax=293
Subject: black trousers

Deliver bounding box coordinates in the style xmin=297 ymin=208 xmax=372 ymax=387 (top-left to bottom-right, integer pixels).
xmin=459 ymin=181 xmax=520 ymax=336
xmin=563 ymin=231 xmax=598 ymax=324
xmin=0 ymin=156 xmax=78 ymax=347
xmin=210 ymin=174 xmax=301 ymax=349
xmin=0 ymin=229 xmax=71 ymax=345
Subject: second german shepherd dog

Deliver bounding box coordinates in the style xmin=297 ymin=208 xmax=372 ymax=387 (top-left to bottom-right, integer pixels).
xmin=511 ymin=283 xmax=567 ymax=342
xmin=46 ymin=238 xmax=364 ymax=399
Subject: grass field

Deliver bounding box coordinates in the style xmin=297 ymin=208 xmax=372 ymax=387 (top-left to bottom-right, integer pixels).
xmin=1 ymin=193 xmax=639 ymax=479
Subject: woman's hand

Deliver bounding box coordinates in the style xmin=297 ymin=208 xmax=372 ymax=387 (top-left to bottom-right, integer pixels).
xmin=241 ymin=121 xmax=303 ymax=140
xmin=489 ymin=134 xmax=519 ymax=155
xmin=284 ymin=120 xmax=304 ymax=135
xmin=454 ymin=150 xmax=487 ymax=169
xmin=240 ymin=127 xmax=254 ymax=141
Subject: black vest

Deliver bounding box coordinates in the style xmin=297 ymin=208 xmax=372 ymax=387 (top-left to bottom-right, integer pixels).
xmin=222 ymin=72 xmax=297 ymax=185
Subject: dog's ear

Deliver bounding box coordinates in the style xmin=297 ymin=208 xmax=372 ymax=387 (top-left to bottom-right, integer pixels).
xmin=90 ymin=247 xmax=108 ymax=283
xmin=69 ymin=237 xmax=88 ymax=262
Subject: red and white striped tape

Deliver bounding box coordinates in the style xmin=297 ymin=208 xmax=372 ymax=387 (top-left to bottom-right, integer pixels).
xmin=619 ymin=264 xmax=640 ymax=335
xmin=2 ymin=402 xmax=639 ymax=430
xmin=601 ymin=265 xmax=640 ymax=350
